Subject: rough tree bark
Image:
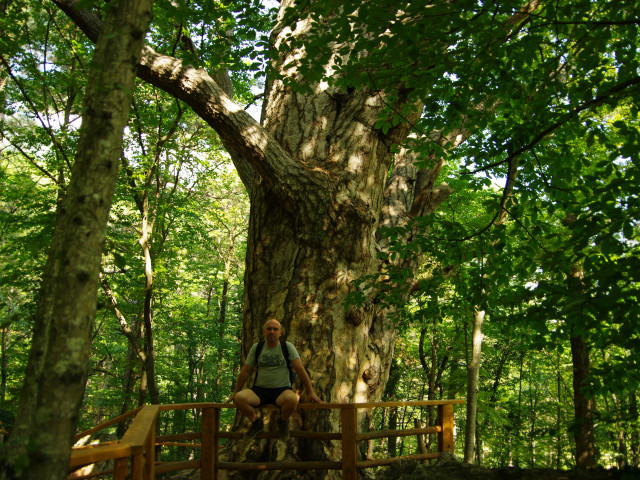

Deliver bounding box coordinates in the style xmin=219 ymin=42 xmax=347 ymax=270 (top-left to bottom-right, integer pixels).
xmin=1 ymin=0 xmax=152 ymax=478
xmin=51 ymin=0 xmax=457 ymax=475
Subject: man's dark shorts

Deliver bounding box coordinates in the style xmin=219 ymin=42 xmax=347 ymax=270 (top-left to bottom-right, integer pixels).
xmin=251 ymin=386 xmax=292 ymax=406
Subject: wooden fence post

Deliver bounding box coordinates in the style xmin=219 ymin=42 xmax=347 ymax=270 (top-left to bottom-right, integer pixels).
xmin=201 ymin=405 xmax=219 ymax=480
xmin=144 ymin=412 xmax=156 ymax=480
xmin=131 ymin=453 xmax=144 ymax=480
xmin=341 ymin=406 xmax=358 ymax=480
xmin=437 ymin=403 xmax=454 ymax=453
xmin=114 ymin=457 xmax=128 ymax=480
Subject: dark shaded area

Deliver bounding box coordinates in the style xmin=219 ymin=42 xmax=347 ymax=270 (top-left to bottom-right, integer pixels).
xmin=374 ymin=460 xmax=640 ymax=480
xmin=0 ymin=409 xmax=15 ymax=441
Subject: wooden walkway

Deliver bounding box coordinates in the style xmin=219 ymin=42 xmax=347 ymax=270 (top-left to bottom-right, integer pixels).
xmin=69 ymin=400 xmax=464 ymax=480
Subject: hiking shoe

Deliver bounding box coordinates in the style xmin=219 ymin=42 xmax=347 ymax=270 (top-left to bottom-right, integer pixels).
xmin=244 ymin=418 xmax=264 ymax=440
xmin=278 ymin=418 xmax=290 ymax=442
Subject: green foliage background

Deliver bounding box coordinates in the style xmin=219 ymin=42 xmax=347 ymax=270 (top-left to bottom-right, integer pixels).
xmin=1 ymin=0 xmax=639 ymax=470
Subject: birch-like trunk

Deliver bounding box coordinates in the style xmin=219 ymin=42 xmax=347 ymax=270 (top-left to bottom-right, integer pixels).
xmin=464 ymin=309 xmax=485 ymax=464
xmin=3 ymin=0 xmax=152 ymax=477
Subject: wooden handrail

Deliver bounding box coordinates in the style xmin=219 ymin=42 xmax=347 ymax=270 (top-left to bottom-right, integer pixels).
xmin=74 ymin=407 xmax=143 ymax=442
xmin=69 ymin=400 xmax=463 ymax=480
xmin=70 ymin=405 xmax=159 ymax=480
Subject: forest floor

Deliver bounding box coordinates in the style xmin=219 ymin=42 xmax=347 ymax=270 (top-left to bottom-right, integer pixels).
xmin=374 ymin=458 xmax=640 ymax=480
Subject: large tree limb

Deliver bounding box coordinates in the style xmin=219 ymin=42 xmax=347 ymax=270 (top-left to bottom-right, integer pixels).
xmin=51 ymin=0 xmax=331 ymax=211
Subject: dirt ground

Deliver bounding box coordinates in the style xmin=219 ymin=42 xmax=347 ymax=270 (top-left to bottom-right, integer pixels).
xmin=374 ymin=459 xmax=640 ymax=480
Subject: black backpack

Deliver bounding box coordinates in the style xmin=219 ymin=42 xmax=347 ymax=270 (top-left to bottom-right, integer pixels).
xmin=254 ymin=338 xmax=295 ymax=385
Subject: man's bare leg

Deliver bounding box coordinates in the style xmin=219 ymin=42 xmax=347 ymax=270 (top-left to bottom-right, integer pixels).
xmin=276 ymin=389 xmax=299 ymax=421
xmin=234 ymin=388 xmax=260 ymax=422
xmin=275 ymin=389 xmax=299 ymax=441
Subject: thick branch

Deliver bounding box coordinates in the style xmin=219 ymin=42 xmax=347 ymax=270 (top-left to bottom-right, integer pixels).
xmin=99 ymin=275 xmax=146 ymax=364
xmin=51 ymin=0 xmax=330 ymax=212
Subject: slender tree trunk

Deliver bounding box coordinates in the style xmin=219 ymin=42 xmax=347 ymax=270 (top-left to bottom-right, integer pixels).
xmin=630 ymin=392 xmax=639 ymax=467
xmin=529 ymin=379 xmax=538 ymax=467
xmin=419 ymin=324 xmax=438 ymax=449
xmin=568 ymin=262 xmax=596 ymax=469
xmin=116 ymin=343 xmax=138 ymax=438
xmin=2 ymin=0 xmax=152 ymax=477
xmin=0 ymin=308 xmax=9 ymax=402
xmin=515 ymin=350 xmax=524 ymax=467
xmin=217 ymin=238 xmax=235 ymax=326
xmin=611 ymin=393 xmax=627 ymax=468
xmin=139 ymin=192 xmax=160 ymax=405
xmin=556 ymin=349 xmax=563 ymax=469
xmin=464 ymin=309 xmax=485 ymax=463
xmin=388 ymin=406 xmax=398 ymax=458
xmin=570 ymin=331 xmax=596 ymax=469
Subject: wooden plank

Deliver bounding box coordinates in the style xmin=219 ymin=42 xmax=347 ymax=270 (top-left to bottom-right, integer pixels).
xmin=159 ymin=402 xmax=236 ymax=411
xmin=158 ymin=400 xmax=463 ymax=412
xmin=290 ymin=430 xmax=342 ymax=440
xmin=215 ymin=461 xmax=341 ymax=471
xmin=113 ymin=457 xmax=128 ymax=480
xmin=357 ymin=452 xmax=439 ymax=468
xmin=157 ymin=442 xmax=201 ymax=448
xmin=74 ymin=407 xmax=142 ymax=442
xmin=154 ymin=459 xmax=201 ymax=474
xmin=437 ymin=403 xmax=454 ymax=452
xmin=339 ymin=400 xmax=465 ymax=409
xmin=341 ymin=406 xmax=358 ymax=480
xmin=212 ymin=408 xmax=220 ymax=480
xmin=358 ymin=426 xmax=440 ymax=441
xmin=69 ymin=443 xmax=134 ymax=468
xmin=156 ymin=432 xmax=201 ymax=443
xmin=71 ymin=400 xmax=464 ymax=478
xmin=144 ymin=411 xmax=156 ymax=480
xmin=131 ymin=453 xmax=144 ymax=480
xmin=120 ymin=405 xmax=160 ymax=448
xmin=215 ymin=429 xmax=341 ymax=440
xmin=200 ymin=406 xmax=216 ymax=480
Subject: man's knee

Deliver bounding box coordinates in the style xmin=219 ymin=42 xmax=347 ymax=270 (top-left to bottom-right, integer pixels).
xmin=277 ymin=389 xmax=299 ymax=408
xmin=235 ymin=388 xmax=260 ymax=407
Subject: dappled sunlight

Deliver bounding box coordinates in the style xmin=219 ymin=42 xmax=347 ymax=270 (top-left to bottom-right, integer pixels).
xmin=354 ymin=376 xmax=370 ymax=404
xmin=242 ymin=121 xmax=269 ymax=152
xmin=348 ymin=153 xmax=364 ymax=172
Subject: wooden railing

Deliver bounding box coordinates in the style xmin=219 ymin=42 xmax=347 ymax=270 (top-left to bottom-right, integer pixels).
xmin=69 ymin=400 xmax=464 ymax=480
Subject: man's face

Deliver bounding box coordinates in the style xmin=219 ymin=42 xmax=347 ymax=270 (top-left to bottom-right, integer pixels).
xmin=263 ymin=320 xmax=282 ymax=345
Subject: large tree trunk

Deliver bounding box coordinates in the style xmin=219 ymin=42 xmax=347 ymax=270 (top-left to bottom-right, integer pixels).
xmin=1 ymin=0 xmax=152 ymax=477
xmin=54 ymin=0 xmax=459 ymax=475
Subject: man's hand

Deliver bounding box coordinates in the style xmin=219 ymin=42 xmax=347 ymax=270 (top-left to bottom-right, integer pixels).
xmin=308 ymin=392 xmax=324 ymax=404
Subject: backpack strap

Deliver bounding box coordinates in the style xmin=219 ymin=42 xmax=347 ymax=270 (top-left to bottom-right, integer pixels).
xmin=280 ymin=339 xmax=295 ymax=385
xmin=252 ymin=340 xmax=265 ymax=387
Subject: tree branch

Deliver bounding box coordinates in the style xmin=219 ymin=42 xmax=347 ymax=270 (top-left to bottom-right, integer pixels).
xmin=51 ymin=0 xmax=330 ymax=213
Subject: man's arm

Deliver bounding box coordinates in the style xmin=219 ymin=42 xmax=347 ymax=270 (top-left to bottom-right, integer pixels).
xmin=291 ymin=358 xmax=323 ymax=403
xmin=226 ymin=364 xmax=254 ymax=403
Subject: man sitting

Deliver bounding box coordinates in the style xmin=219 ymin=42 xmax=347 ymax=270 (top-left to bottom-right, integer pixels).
xmin=228 ymin=318 xmax=323 ymax=441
